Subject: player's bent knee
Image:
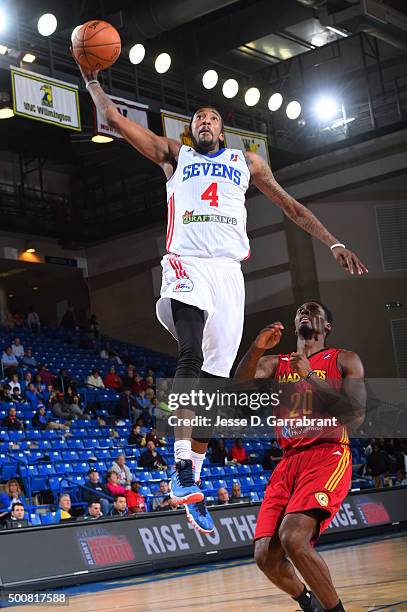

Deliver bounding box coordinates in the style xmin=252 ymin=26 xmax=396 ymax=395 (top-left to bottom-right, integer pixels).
xmin=254 ymin=538 xmax=276 ymax=572
xmin=278 ymin=526 xmax=308 ymax=557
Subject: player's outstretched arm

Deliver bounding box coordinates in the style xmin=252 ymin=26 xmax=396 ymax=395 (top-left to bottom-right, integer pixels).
xmin=73 ymin=58 xmax=180 ymax=177
xmin=245 ymin=151 xmax=368 ymax=276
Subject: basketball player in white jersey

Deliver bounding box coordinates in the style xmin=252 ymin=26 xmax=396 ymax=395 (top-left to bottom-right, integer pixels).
xmin=75 ymin=58 xmax=368 ymax=534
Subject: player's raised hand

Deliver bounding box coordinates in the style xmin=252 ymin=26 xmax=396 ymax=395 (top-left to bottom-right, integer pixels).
xmin=289 ymin=351 xmax=312 ymax=378
xmin=69 ymin=46 xmax=99 ymax=84
xmin=331 ymin=246 xmax=368 ymax=276
xmin=254 ymin=323 xmax=284 ymax=350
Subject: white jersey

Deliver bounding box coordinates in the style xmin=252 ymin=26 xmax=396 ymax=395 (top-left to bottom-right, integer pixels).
xmin=165 ymin=145 xmax=251 ymax=261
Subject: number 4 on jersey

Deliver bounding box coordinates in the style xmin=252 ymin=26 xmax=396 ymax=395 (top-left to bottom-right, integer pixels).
xmin=201 ymin=182 xmax=219 ymax=207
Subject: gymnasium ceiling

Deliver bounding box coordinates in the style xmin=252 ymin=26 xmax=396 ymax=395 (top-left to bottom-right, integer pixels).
xmin=0 ymin=0 xmax=406 ymax=242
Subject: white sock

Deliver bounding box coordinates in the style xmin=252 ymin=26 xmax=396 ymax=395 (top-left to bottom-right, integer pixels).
xmin=174 ymin=439 xmax=191 ymax=461
xmin=191 ymin=450 xmax=206 ymax=482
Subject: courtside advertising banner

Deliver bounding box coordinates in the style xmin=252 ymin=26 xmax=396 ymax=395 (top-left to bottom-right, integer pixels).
xmin=0 ymin=488 xmax=406 ymax=587
xmin=161 ymin=109 xmax=270 ymax=164
xmin=95 ymin=95 xmax=149 ymax=139
xmin=11 ymin=67 xmax=81 ymax=131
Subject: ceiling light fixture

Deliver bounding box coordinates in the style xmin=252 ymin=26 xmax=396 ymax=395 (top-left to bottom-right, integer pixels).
xmin=37 ymin=13 xmax=57 ymax=37
xmin=286 ymin=101 xmax=301 ymax=120
xmin=268 ymin=92 xmax=283 ymax=111
xmin=202 ymin=69 xmax=218 ymax=89
xmin=91 ymin=134 xmax=114 ymax=144
xmin=244 ymin=87 xmax=260 ymax=107
xmin=22 ymin=53 xmax=36 ymax=63
xmin=129 ymin=43 xmax=145 ymax=65
xmin=222 ymin=78 xmax=239 ymax=99
xmin=155 ymin=52 xmax=171 ymax=74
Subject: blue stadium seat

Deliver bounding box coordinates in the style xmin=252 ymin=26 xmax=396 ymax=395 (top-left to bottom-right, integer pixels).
xmin=237 ymin=464 xmax=251 ymax=475
xmin=62 ymin=450 xmax=79 ymax=461
xmin=210 ymin=466 xmax=225 ymax=477
xmin=37 ymin=464 xmax=56 ymax=476
xmin=250 ymin=464 xmax=263 ymax=474
xmin=40 ymin=513 xmax=55 ymax=525
xmin=2 ymin=462 xmax=17 ymax=480
xmin=224 ymin=464 xmax=239 ymax=476
xmin=20 ymin=465 xmax=38 ymax=477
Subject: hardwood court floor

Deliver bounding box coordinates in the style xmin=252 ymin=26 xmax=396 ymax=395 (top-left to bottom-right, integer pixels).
xmin=11 ymin=535 xmax=407 ymax=612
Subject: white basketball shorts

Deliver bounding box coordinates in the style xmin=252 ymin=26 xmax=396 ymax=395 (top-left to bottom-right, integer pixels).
xmin=156 ymin=253 xmax=245 ymax=377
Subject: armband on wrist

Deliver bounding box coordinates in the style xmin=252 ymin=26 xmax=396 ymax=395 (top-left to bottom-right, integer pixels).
xmin=330 ymin=243 xmax=346 ymax=251
xmin=85 ymin=80 xmax=99 ymax=90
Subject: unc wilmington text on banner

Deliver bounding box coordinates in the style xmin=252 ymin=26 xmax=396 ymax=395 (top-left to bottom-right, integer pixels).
xmin=11 ymin=67 xmax=81 ymax=131
xmin=94 ymin=95 xmax=148 ymax=139
xmin=161 ymin=109 xmax=270 ymax=165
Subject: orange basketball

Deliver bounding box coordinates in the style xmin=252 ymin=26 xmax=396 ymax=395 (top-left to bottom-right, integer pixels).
xmin=71 ymin=20 xmax=121 ymax=71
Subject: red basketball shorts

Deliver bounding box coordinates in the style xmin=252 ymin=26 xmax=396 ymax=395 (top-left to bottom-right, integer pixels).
xmin=254 ymin=443 xmax=352 ymax=542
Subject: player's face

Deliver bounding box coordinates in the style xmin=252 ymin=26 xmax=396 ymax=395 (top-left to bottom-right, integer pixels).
xmin=191 ymin=108 xmax=224 ymax=151
xmin=295 ymin=302 xmax=331 ymax=338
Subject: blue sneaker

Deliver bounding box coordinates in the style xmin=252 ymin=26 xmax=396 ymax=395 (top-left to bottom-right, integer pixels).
xmin=185 ymin=497 xmax=215 ymax=534
xmin=170 ymin=459 xmax=204 ymax=505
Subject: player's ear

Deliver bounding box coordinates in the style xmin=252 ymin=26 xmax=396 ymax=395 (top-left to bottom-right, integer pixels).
xmin=325 ymin=322 xmax=332 ymax=334
xmin=219 ymin=131 xmax=225 ymax=144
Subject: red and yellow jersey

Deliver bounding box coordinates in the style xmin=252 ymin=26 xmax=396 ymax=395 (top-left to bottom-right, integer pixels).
xmin=274 ymin=347 xmax=349 ymax=452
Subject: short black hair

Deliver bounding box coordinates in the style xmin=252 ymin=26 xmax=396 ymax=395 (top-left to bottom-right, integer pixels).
xmin=114 ymin=494 xmax=126 ymax=502
xmin=88 ymin=500 xmax=100 ymax=507
xmin=311 ymin=301 xmax=333 ymax=327
xmin=11 ymin=502 xmax=24 ymax=511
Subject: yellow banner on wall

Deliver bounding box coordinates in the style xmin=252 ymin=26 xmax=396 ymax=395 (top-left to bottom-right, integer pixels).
xmin=11 ymin=66 xmax=81 ymax=131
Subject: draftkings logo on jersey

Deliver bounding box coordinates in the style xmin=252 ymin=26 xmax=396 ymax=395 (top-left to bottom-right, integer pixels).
xmin=278 ymin=369 xmax=327 ymax=383
xmin=182 ymin=210 xmax=237 ymax=225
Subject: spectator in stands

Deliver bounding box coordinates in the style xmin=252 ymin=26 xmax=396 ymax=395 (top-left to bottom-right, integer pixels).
xmin=106 ymin=471 xmax=128 ymax=498
xmin=117 ymin=388 xmax=138 ymax=420
xmin=25 ymin=382 xmax=42 ymax=409
xmin=12 ymin=311 xmax=24 ymax=328
xmin=11 ymin=387 xmax=24 ymax=404
xmin=134 ymin=389 xmax=151 ymax=412
xmin=366 ymin=443 xmax=391 ymax=489
xmin=126 ymin=481 xmax=146 ymax=514
xmin=127 ymin=424 xmax=146 ymax=447
xmin=88 ymin=314 xmax=100 ymax=344
xmin=2 ymin=406 xmax=24 ymax=431
xmin=151 ymin=480 xmax=173 ymax=512
xmin=131 ymin=372 xmax=147 ymax=395
xmin=8 ymin=373 xmax=21 ymax=394
xmin=4 ymin=311 xmax=14 ymax=330
xmin=230 ymin=482 xmax=244 ymax=503
xmin=4 ymin=502 xmax=30 ymax=528
xmin=104 ymin=365 xmax=122 ymax=390
xmin=82 ymin=469 xmax=111 ymax=515
xmin=37 ymin=364 xmax=56 ymax=387
xmin=395 ymin=470 xmax=407 ymax=486
xmin=34 ymin=374 xmax=45 ymax=391
xmin=100 ymin=342 xmax=123 ymax=365
xmin=27 ymin=307 xmax=40 ymax=333
xmin=0 ymin=479 xmax=24 ymax=514
xmin=216 ymin=487 xmax=230 ymax=505
xmin=60 ymin=307 xmax=76 ymax=330
xmin=64 ymin=386 xmax=88 ymax=419
xmin=41 ymin=384 xmax=56 ymax=408
xmin=139 ymin=441 xmax=168 ymax=471
xmin=86 ymin=368 xmax=105 ymax=389
xmin=230 ymin=438 xmax=247 ymax=464
xmin=210 ymin=439 xmax=228 ymax=465
xmin=21 ymin=371 xmax=33 ymax=393
xmin=121 ymin=365 xmax=136 ymax=390
xmin=146 ymin=426 xmax=164 ymax=447
xmin=21 ymin=347 xmax=37 ymax=368
xmin=11 ymin=337 xmax=24 ymax=360
xmin=110 ymin=454 xmax=133 ymax=487
xmin=58 ymin=369 xmax=77 ymax=394
xmin=109 ymin=494 xmax=129 ymax=517
xmin=54 ymin=494 xmax=74 ymax=522
xmin=262 ymin=440 xmax=283 ymax=470
xmin=51 ymin=388 xmax=88 ymax=420
xmin=145 ymin=375 xmax=156 ymax=393
xmin=32 ymin=404 xmax=70 ymax=431
xmin=83 ymin=501 xmax=103 ymax=520
xmin=1 ymin=346 xmax=18 ymax=374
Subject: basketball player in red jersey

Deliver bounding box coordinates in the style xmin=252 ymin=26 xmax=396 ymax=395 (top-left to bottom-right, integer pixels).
xmin=73 ymin=53 xmax=368 ymax=534
xmin=235 ymin=301 xmax=366 ymax=612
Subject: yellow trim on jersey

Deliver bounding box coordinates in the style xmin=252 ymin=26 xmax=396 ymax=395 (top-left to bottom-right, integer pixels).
xmin=324 ymin=445 xmax=351 ymax=492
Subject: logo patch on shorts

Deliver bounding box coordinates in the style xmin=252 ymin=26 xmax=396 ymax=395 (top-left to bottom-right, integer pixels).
xmin=315 ymin=492 xmax=329 ymax=507
xmin=173 ymin=279 xmax=194 ymax=292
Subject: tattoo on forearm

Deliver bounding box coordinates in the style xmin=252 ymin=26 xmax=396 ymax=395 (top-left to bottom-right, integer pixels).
xmin=256 ymin=158 xmax=337 ymax=246
xmin=87 ymin=82 xmax=116 ymax=123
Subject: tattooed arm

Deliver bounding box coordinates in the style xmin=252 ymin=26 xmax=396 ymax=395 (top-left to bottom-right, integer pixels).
xmin=244 ymin=151 xmax=368 ymax=275
xmin=73 ymin=60 xmax=180 ymax=178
